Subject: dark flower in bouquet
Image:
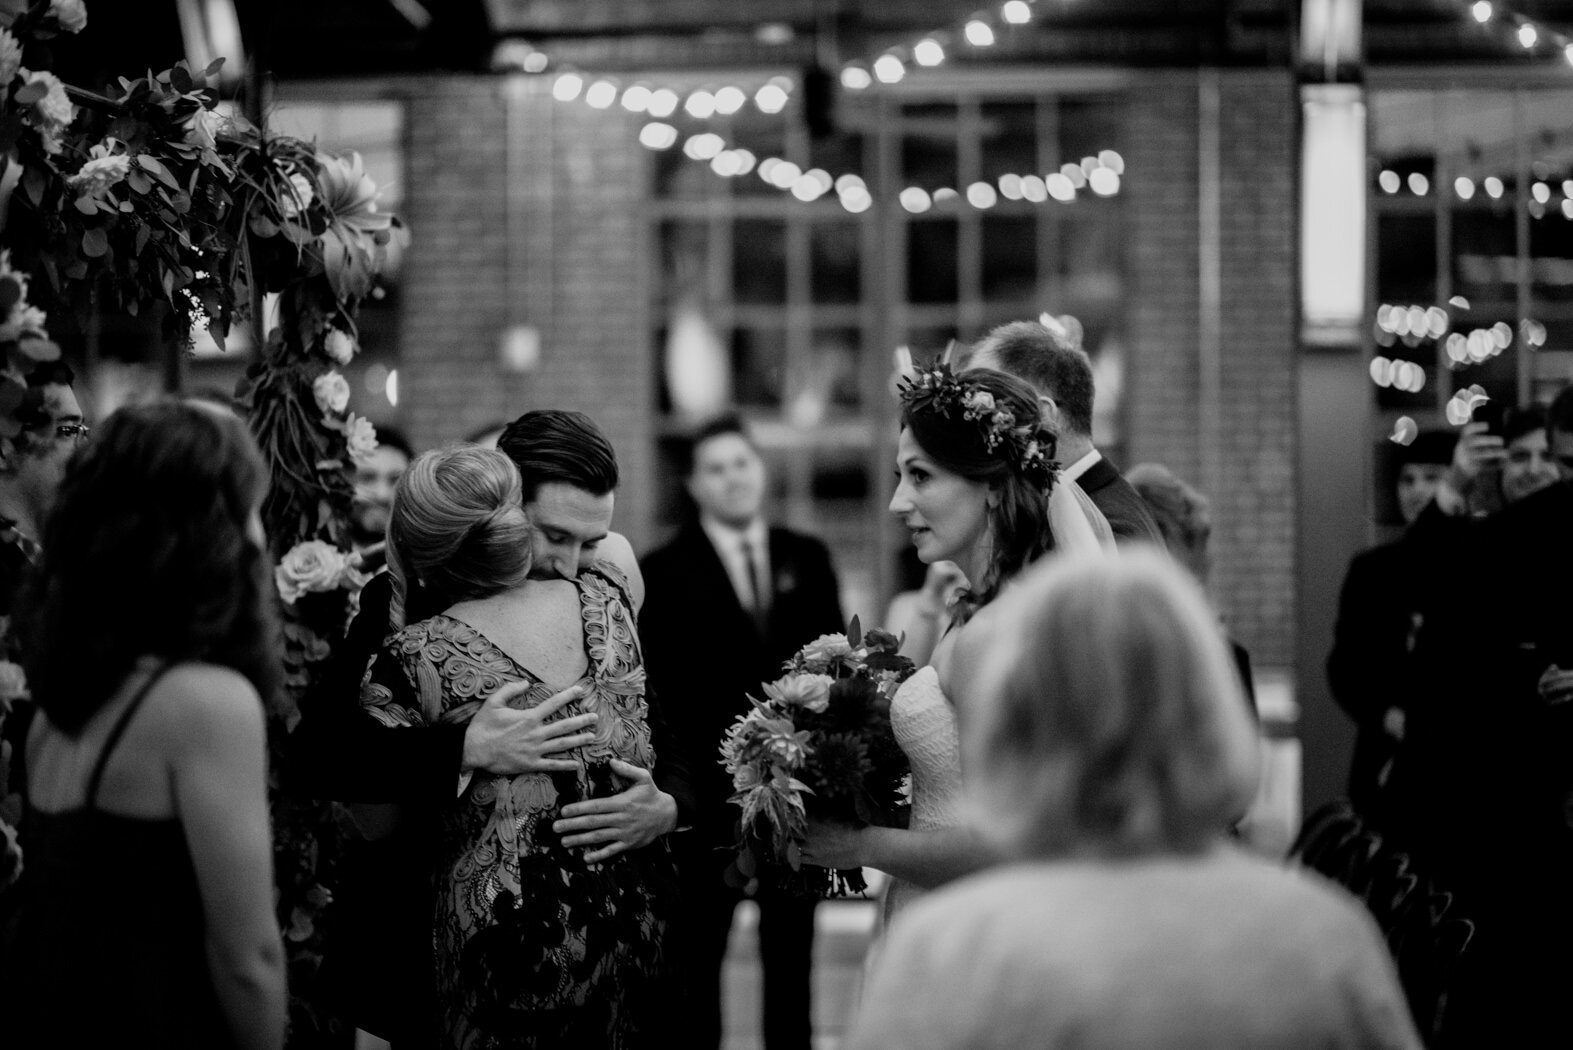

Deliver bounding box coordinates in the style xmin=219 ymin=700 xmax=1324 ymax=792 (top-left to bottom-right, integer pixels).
xmin=720 ymin=616 xmax=916 ymax=897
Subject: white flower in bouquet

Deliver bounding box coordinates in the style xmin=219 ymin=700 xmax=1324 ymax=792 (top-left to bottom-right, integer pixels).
xmin=278 ymin=170 xmax=316 ymax=220
xmin=68 ymin=148 xmax=132 ymax=200
xmin=344 ymin=414 xmax=378 ymax=464
xmin=797 ymin=633 xmax=852 ymax=672
xmin=322 ymin=327 xmax=356 ymax=365
xmin=0 ymin=29 xmax=23 ymax=85
xmin=312 ymin=371 xmax=350 ymax=415
xmin=0 ymin=659 xmax=28 ymax=707
xmin=762 ymin=673 xmax=832 ymax=713
xmin=48 ymin=0 xmax=88 ymax=33
xmin=275 ymin=540 xmax=362 ymax=604
xmin=732 ymin=763 xmax=762 ymax=791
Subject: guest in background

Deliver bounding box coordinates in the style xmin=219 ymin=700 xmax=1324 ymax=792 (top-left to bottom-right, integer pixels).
xmin=350 ymin=425 xmax=414 ymax=574
xmin=1326 ymin=428 xmax=1456 ymax=813
xmin=639 ymin=412 xmax=843 ymax=1050
xmin=1124 ymin=461 xmax=1256 ymax=713
xmin=846 ymin=551 xmax=1420 ymax=1050
xmin=1 ymin=401 xmax=286 ymax=1050
xmin=883 ymin=557 xmax=966 ymax=666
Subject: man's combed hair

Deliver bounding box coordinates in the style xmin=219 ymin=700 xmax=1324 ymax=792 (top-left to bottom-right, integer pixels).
xmin=18 ymin=400 xmax=281 ymax=734
xmin=497 ymin=409 xmax=619 ymax=501
xmin=964 ymin=550 xmax=1259 ymax=860
xmin=683 ymin=411 xmax=756 ymax=476
xmin=1547 ymin=383 xmax=1573 ymax=438
xmin=964 ymin=320 xmax=1096 ymax=437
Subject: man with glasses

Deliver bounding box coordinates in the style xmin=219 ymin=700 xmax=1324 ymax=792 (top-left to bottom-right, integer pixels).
xmin=0 ymin=360 xmax=86 ymax=902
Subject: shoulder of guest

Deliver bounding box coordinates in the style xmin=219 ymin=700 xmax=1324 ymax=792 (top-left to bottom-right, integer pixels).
xmin=151 ymin=663 xmax=265 ymax=749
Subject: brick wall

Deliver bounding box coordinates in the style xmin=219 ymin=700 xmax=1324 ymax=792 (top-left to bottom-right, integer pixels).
xmin=399 ymin=76 xmax=656 ymax=544
xmin=1125 ymin=69 xmax=1298 ymax=672
xmin=394 ymin=70 xmax=1300 ymax=669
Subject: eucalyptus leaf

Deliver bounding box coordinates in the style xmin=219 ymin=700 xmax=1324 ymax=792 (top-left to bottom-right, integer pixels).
xmin=81 ymin=228 xmax=109 ymax=258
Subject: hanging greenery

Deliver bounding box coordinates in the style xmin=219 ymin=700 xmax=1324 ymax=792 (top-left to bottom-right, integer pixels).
xmin=0 ymin=2 xmax=406 ymax=1044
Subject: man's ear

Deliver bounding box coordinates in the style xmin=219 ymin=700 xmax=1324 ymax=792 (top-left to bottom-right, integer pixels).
xmin=1038 ymin=394 xmax=1061 ymax=429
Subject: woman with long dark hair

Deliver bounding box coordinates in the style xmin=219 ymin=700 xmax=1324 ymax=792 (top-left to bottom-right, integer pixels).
xmin=802 ymin=363 xmax=1110 ymax=922
xmin=2 ymin=400 xmax=286 ymax=1050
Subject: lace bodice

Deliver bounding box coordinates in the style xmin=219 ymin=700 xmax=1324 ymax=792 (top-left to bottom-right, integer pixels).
xmin=882 ymin=665 xmax=963 ymax=925
xmin=891 ymin=666 xmax=963 ymax=831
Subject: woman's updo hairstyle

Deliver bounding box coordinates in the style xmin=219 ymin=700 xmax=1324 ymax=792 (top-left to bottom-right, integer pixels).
xmin=387 ymin=445 xmax=532 ymax=626
xmin=898 ymin=363 xmax=1059 ymax=614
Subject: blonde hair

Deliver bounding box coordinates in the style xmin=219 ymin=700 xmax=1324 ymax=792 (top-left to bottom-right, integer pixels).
xmin=387 ymin=445 xmax=532 ymax=626
xmin=964 ymin=549 xmax=1259 ymax=859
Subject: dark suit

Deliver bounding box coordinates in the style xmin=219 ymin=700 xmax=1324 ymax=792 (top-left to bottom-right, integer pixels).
xmin=639 ymin=523 xmax=843 ymax=1050
xmin=1075 ymin=454 xmax=1167 ymax=546
xmin=1386 ymin=481 xmax=1573 ymax=1046
xmin=291 ymin=569 xmax=696 ymax=1047
xmin=1326 ymin=540 xmax=1428 ymax=812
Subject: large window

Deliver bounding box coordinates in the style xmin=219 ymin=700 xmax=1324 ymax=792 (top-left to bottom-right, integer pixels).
xmin=648 ymin=74 xmax=1128 ymax=613
xmin=1370 ymin=83 xmax=1573 ymax=518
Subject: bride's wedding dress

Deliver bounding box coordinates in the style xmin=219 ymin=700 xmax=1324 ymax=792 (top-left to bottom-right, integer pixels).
xmin=882 ymin=665 xmax=963 ymax=924
xmin=877 ymin=480 xmax=1112 ymax=926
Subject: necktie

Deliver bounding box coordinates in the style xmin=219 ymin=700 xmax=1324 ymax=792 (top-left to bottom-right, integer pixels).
xmin=739 ymin=536 xmax=769 ymax=631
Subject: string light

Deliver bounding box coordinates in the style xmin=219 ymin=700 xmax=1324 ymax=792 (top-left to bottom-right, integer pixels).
xmin=1472 ymin=1 xmax=1493 ymax=23
xmin=1001 ymin=1 xmax=1032 ymax=25
xmin=914 ymin=38 xmax=946 ymax=66
xmin=964 ymin=19 xmax=996 ymax=46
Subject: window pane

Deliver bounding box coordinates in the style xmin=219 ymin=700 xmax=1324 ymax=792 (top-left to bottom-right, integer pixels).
xmin=657 ymin=220 xmax=711 ymax=306
xmin=981 ymin=215 xmax=1038 ymax=301
xmin=907 ymin=220 xmax=958 ymax=304
xmin=733 ymin=219 xmax=787 ymax=304
xmin=1453 ymin=209 xmax=1518 ymax=308
xmin=980 ymin=101 xmax=1037 ymax=178
xmin=732 ymin=327 xmax=786 ymax=407
xmin=810 ymin=327 xmax=862 ymax=410
xmin=811 ymin=222 xmax=860 ymax=303
xmin=902 ymin=103 xmax=958 ymax=188
xmin=1375 ymin=213 xmax=1437 ymax=306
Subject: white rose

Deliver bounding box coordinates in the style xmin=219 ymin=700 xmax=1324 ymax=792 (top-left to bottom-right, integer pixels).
xmin=732 ymin=764 xmax=762 ymax=791
xmin=48 ymin=0 xmax=87 ymax=33
xmin=19 ymin=69 xmax=75 ymax=131
xmin=322 ymin=328 xmax=356 ymax=365
xmin=0 ymin=29 xmax=23 ymax=85
xmin=345 ymin=414 xmax=378 ymax=464
xmin=0 ymin=659 xmax=28 ymax=705
xmin=278 ymin=170 xmax=315 ymax=219
xmin=312 ymin=371 xmax=350 ymax=415
xmin=67 ymin=152 xmax=132 ymax=199
xmin=0 ymin=303 xmax=46 ymax=344
xmin=275 ymin=540 xmax=355 ymax=604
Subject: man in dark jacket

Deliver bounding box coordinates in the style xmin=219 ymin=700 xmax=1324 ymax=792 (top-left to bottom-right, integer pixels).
xmin=953 ymin=317 xmax=1165 ymax=546
xmin=639 ymin=413 xmax=843 ymax=1050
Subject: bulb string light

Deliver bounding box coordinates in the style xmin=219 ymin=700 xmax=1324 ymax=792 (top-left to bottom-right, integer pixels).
xmin=1462 ymin=1 xmax=1573 ymax=66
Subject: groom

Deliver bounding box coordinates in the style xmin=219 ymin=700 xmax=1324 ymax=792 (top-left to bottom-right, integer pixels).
xmin=954 ymin=318 xmax=1164 ymax=547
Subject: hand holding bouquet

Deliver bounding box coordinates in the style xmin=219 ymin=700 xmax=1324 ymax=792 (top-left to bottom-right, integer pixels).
xmin=719 ymin=617 xmax=916 ymax=897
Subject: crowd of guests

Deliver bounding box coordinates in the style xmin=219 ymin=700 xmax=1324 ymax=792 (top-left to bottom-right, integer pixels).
xmin=0 ymin=317 xmax=1562 ymax=1049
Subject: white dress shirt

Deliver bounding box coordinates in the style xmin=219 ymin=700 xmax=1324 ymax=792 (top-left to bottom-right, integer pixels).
xmin=700 ymin=515 xmax=771 ymax=614
xmin=1061 ymin=448 xmax=1102 ymax=484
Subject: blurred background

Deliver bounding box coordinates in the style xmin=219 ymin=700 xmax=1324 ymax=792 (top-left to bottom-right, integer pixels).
xmin=49 ymin=0 xmax=1573 ymax=848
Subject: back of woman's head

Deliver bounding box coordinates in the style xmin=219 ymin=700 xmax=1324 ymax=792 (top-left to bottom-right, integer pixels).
xmin=387 ymin=445 xmax=532 ymax=624
xmin=900 ymin=365 xmax=1057 ymax=608
xmin=20 ymin=400 xmax=280 ymax=733
xmin=964 ymin=548 xmax=1259 ymax=859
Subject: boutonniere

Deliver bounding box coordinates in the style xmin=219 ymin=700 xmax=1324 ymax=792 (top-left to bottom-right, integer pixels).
xmin=774 ymin=568 xmax=798 ymax=595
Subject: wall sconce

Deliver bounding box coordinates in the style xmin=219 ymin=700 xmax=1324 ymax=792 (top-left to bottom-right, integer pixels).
xmin=1300 ymin=83 xmax=1366 ymax=347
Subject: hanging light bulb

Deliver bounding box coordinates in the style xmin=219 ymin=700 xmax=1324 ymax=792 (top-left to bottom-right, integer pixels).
xmin=964 ymin=19 xmax=995 ymax=46
xmin=874 ymin=53 xmax=906 ymax=83
xmin=1002 ymin=1 xmax=1032 ymax=25
xmin=1518 ymin=23 xmax=1538 ymax=49
xmin=1471 ymin=1 xmax=1493 ymax=23
xmin=913 ymin=38 xmax=946 ymax=66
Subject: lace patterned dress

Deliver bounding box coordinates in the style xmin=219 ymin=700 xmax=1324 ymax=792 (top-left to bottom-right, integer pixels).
xmin=359 ymin=565 xmax=675 ymax=1050
xmin=881 ymin=666 xmax=963 ymax=925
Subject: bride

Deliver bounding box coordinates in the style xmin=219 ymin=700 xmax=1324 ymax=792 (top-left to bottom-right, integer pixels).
xmin=802 ymin=362 xmax=1110 ymax=921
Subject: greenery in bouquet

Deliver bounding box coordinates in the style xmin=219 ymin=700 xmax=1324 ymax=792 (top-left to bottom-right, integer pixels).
xmin=721 ymin=617 xmax=916 ymax=898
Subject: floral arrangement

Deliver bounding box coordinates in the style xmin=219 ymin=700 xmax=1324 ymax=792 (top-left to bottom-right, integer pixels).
xmin=720 ymin=617 xmax=916 ymax=897
xmin=0 ymin=4 xmax=404 ymax=1042
xmin=899 ymin=361 xmax=1058 ymax=493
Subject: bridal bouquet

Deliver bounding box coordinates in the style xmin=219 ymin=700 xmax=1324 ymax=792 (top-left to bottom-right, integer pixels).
xmin=720 ymin=617 xmax=916 ymax=897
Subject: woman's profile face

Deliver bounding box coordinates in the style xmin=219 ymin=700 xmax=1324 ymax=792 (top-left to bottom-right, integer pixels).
xmin=889 ymin=427 xmax=989 ymax=566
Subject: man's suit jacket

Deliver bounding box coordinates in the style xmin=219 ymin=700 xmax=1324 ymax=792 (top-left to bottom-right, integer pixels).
xmin=639 ymin=523 xmax=844 ymax=848
xmin=1075 ymin=455 xmax=1167 ymax=547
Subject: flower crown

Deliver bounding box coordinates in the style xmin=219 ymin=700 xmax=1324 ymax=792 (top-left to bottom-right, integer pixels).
xmin=897 ymin=362 xmax=1058 ymax=493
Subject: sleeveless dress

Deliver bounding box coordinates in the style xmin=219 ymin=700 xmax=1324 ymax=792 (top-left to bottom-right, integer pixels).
xmin=359 ymin=564 xmax=676 ymax=1050
xmin=1 ymin=665 xmax=229 ymax=1048
xmin=881 ymin=665 xmax=963 ymax=925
